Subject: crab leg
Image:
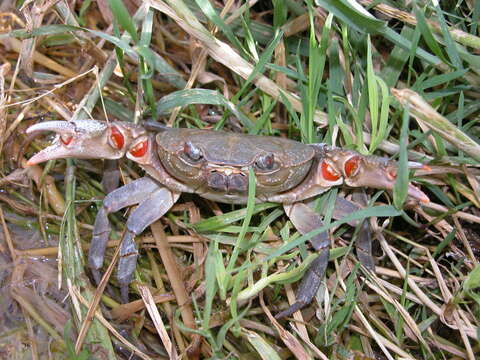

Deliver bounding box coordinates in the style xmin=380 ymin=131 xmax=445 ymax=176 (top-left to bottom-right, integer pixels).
xmin=277 ymin=203 xmax=330 ymax=319
xmin=101 ymin=159 xmax=121 ymax=194
xmin=351 ymin=191 xmax=374 ymax=270
xmin=90 ymin=177 xmax=162 ymax=284
xmin=278 ymin=197 xmax=376 ymax=319
xmin=116 ymin=186 xmax=179 ymax=302
xmin=332 ymin=195 xmax=375 ymax=271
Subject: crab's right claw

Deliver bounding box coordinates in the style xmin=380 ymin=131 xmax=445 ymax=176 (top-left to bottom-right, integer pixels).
xmin=323 ymin=148 xmax=430 ymax=204
xmin=26 ymin=120 xmax=143 ymax=165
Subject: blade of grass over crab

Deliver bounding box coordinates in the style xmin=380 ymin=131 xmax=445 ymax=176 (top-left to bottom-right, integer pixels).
xmin=236 ymin=253 xmax=318 ymax=302
xmin=156 ymin=89 xmax=254 ymax=130
xmin=192 ymin=203 xmax=278 ymax=233
xmin=247 ymin=208 xmax=284 ymax=248
xmin=392 ymin=88 xmax=480 ymax=162
xmin=227 ymin=168 xmax=256 ymax=272
xmin=393 ymin=106 xmax=410 ymax=209
xmin=266 ymin=205 xmax=401 ymax=261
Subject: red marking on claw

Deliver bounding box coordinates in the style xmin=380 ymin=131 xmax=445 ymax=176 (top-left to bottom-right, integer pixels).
xmin=321 ymin=161 xmax=341 ymax=181
xmin=387 ymin=169 xmax=397 ymax=181
xmin=344 ymin=156 xmax=360 ymax=177
xmin=130 ymin=140 xmax=148 ymax=157
xmin=110 ymin=126 xmax=124 ymax=149
xmin=60 ymin=134 xmax=73 ymax=145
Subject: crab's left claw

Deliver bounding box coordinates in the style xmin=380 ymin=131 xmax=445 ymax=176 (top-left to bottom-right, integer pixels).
xmin=325 ymin=149 xmax=430 ymax=203
xmin=26 ymin=120 xmax=144 ymax=166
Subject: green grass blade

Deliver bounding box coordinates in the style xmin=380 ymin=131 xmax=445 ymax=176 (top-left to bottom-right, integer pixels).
xmin=108 ymin=0 xmax=138 ymax=43
xmin=227 ymin=168 xmax=256 ymax=271
xmin=393 ymin=106 xmax=409 ymax=209
xmin=317 ymin=0 xmax=386 ymax=33
xmin=413 ymin=4 xmax=449 ymax=64
xmin=192 ymin=203 xmax=278 ymax=233
xmin=156 ymin=88 xmax=255 ymax=130
xmin=267 ymin=205 xmax=401 ymax=260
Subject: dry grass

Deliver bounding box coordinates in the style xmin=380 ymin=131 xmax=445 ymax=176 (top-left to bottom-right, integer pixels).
xmin=1 ymin=0 xmax=479 ymax=359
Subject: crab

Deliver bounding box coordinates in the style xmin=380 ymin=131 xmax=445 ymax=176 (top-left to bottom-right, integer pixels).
xmin=25 ymin=120 xmax=429 ymax=318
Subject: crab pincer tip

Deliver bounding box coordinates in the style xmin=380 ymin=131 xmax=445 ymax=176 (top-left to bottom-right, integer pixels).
xmin=420 ymin=195 xmax=430 ymax=204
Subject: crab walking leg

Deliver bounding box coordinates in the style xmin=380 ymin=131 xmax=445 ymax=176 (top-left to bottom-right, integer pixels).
xmin=351 ymin=192 xmax=375 ymax=271
xmin=117 ymin=187 xmax=180 ymax=302
xmin=277 ymin=196 xmax=376 ymax=319
xmin=90 ymin=177 xmax=162 ymax=284
xmin=101 ymin=159 xmax=121 ymax=194
xmin=333 ymin=196 xmax=375 ymax=271
xmin=276 ymin=203 xmax=331 ymax=319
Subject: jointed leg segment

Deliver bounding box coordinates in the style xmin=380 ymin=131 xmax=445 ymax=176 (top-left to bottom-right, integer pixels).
xmin=89 ymin=177 xmax=179 ymax=302
xmin=89 ymin=177 xmax=161 ymax=284
xmin=277 ymin=196 xmax=376 ymax=319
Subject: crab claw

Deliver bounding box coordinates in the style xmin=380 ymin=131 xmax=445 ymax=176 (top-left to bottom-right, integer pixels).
xmin=326 ymin=149 xmax=430 ymax=203
xmin=26 ymin=120 xmax=142 ymax=166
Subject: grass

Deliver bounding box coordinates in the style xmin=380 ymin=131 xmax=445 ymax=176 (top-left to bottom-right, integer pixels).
xmin=1 ymin=0 xmax=480 ymax=359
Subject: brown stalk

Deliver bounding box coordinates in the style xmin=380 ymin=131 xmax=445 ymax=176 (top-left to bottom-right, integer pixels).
xmin=150 ymin=221 xmax=201 ymax=358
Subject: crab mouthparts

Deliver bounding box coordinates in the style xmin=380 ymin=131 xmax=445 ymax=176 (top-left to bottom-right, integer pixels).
xmin=207 ymin=168 xmax=248 ymax=193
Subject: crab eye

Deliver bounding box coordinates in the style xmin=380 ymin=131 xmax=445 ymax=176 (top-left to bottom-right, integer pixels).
xmin=109 ymin=126 xmax=124 ymax=149
xmin=321 ymin=161 xmax=341 ymax=181
xmin=60 ymin=134 xmax=73 ymax=145
xmin=207 ymin=107 xmax=219 ymax=116
xmin=129 ymin=140 xmax=148 ymax=158
xmin=184 ymin=142 xmax=203 ymax=162
xmin=255 ymin=153 xmax=275 ymax=171
xmin=344 ymin=156 xmax=360 ymax=177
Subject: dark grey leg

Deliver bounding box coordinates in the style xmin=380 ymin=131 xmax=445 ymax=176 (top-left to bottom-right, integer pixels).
xmin=89 ymin=177 xmax=161 ymax=284
xmin=277 ymin=195 xmax=375 ymax=319
xmin=276 ymin=203 xmax=330 ymax=319
xmin=117 ymin=187 xmax=179 ymax=302
xmin=351 ymin=192 xmax=375 ymax=271
xmin=333 ymin=195 xmax=375 ymax=270
xmin=101 ymin=159 xmax=120 ymax=194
